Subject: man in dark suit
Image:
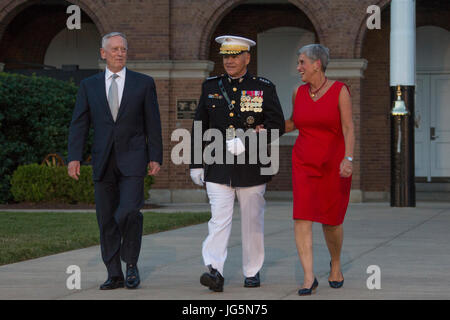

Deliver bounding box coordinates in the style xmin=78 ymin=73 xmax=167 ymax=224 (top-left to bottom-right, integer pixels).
xmin=67 ymin=32 xmax=163 ymax=290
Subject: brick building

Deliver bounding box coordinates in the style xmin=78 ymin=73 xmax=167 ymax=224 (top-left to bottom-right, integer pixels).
xmin=0 ymin=0 xmax=449 ymax=203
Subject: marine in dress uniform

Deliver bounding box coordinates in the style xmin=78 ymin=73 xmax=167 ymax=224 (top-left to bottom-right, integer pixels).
xmin=190 ymin=35 xmax=285 ymax=292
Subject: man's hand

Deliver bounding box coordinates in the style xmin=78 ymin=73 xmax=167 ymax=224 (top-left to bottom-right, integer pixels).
xmin=68 ymin=161 xmax=81 ymax=180
xmin=148 ymin=161 xmax=161 ymax=176
xmin=190 ymin=168 xmax=204 ymax=186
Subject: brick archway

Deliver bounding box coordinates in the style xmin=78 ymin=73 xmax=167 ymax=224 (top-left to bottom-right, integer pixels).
xmin=354 ymin=0 xmax=391 ymax=58
xmin=198 ymin=0 xmax=325 ymax=60
xmin=0 ymin=0 xmax=110 ymax=43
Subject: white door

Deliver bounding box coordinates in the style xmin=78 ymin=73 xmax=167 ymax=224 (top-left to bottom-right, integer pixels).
xmin=430 ymin=74 xmax=450 ymax=177
xmin=415 ymin=74 xmax=450 ymax=179
xmin=415 ymin=74 xmax=430 ymax=179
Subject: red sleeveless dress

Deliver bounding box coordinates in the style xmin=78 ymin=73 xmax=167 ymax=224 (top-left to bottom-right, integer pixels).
xmin=292 ymin=81 xmax=352 ymax=225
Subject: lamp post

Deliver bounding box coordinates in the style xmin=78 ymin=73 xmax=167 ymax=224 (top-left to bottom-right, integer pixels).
xmin=390 ymin=0 xmax=416 ymax=207
xmin=391 ymin=85 xmax=415 ymax=206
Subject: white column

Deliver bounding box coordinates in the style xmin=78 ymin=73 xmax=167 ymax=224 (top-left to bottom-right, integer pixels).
xmin=390 ymin=0 xmax=416 ymax=86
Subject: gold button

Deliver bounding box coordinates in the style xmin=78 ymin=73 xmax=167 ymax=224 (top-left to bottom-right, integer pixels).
xmin=212 ymin=105 xmax=216 ymax=108
xmin=229 ymin=112 xmax=234 ymax=117
xmin=233 ymin=87 xmax=237 ymax=92
xmin=231 ymin=100 xmax=236 ymax=104
xmin=229 ymin=125 xmax=234 ymax=128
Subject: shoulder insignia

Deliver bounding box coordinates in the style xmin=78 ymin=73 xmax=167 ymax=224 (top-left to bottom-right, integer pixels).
xmin=257 ymin=77 xmax=273 ymax=86
xmin=205 ymin=75 xmax=219 ymax=82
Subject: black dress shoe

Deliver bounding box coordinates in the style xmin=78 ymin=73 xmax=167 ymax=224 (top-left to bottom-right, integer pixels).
xmin=329 ymin=261 xmax=344 ymax=289
xmin=200 ymin=265 xmax=224 ymax=292
xmin=244 ymin=272 xmax=260 ymax=288
xmin=125 ymin=264 xmax=140 ymax=289
xmin=99 ymin=276 xmax=124 ymax=290
xmin=298 ymin=277 xmax=318 ymax=296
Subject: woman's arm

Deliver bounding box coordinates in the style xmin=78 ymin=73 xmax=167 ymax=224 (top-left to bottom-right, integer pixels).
xmin=338 ymin=85 xmax=355 ymax=177
xmin=285 ymin=86 xmax=299 ymax=133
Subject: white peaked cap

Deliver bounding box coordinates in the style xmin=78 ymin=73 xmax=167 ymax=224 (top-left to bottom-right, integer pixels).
xmin=215 ymin=35 xmax=256 ymax=55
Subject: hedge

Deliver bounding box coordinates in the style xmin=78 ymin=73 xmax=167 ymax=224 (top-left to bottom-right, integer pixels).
xmin=0 ymin=72 xmax=92 ymax=203
xmin=10 ymin=164 xmax=154 ymax=204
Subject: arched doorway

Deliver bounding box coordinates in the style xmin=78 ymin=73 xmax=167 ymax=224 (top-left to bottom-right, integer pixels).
xmin=208 ymin=1 xmax=318 ymax=116
xmin=0 ymin=1 xmax=102 ymax=83
xmin=44 ymin=22 xmax=101 ymax=69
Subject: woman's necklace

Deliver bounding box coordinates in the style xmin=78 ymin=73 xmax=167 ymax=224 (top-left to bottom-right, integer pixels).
xmin=309 ymin=77 xmax=328 ymax=98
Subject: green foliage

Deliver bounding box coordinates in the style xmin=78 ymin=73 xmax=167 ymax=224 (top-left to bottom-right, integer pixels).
xmin=10 ymin=164 xmax=154 ymax=204
xmin=0 ymin=72 xmax=92 ymax=203
xmin=10 ymin=164 xmax=94 ymax=203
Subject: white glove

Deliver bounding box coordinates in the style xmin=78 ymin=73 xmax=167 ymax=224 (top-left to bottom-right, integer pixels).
xmin=226 ymin=137 xmax=246 ymax=156
xmin=190 ymin=168 xmax=204 ymax=186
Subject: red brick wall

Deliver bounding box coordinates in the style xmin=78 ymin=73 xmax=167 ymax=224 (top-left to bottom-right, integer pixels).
xmin=164 ymin=79 xmax=204 ymax=190
xmin=361 ymin=6 xmax=391 ymax=192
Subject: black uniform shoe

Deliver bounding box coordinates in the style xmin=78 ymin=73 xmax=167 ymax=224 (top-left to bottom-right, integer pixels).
xmin=244 ymin=272 xmax=260 ymax=288
xmin=125 ymin=264 xmax=140 ymax=289
xmin=99 ymin=276 xmax=124 ymax=290
xmin=200 ymin=265 xmax=224 ymax=292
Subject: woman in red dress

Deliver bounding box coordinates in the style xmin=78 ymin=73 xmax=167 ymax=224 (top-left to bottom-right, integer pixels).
xmin=285 ymin=44 xmax=355 ymax=295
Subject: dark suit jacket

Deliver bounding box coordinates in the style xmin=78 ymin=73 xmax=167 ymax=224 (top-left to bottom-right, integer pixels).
xmin=68 ymin=68 xmax=163 ymax=181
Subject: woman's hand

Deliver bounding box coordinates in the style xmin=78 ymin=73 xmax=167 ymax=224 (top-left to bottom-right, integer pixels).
xmin=339 ymin=158 xmax=353 ymax=178
xmin=285 ymin=119 xmax=296 ymax=133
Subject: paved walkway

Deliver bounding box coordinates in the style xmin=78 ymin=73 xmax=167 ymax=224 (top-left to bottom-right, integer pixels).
xmin=1 ymin=201 xmax=449 ymax=300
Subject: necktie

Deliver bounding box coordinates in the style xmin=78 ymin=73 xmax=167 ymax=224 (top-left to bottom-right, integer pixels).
xmin=108 ymin=74 xmax=119 ymax=121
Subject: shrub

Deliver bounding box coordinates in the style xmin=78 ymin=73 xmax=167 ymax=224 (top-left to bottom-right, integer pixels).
xmin=0 ymin=72 xmax=92 ymax=203
xmin=10 ymin=164 xmax=154 ymax=204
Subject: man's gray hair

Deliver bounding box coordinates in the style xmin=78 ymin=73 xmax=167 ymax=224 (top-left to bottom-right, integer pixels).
xmin=298 ymin=44 xmax=330 ymax=72
xmin=102 ymin=32 xmax=128 ymax=49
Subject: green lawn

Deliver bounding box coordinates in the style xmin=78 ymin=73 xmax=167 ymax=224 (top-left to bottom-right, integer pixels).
xmin=0 ymin=211 xmax=210 ymax=266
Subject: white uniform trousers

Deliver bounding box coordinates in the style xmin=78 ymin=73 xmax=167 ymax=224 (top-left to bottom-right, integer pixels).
xmin=202 ymin=181 xmax=266 ymax=277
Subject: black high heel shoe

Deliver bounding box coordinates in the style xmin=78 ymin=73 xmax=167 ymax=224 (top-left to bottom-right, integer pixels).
xmin=329 ymin=261 xmax=344 ymax=289
xmin=298 ymin=277 xmax=318 ymax=296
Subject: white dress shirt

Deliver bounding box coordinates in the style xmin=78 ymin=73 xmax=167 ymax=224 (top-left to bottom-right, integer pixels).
xmin=105 ymin=67 xmax=126 ymax=107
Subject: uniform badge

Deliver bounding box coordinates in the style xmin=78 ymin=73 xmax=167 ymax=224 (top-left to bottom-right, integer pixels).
xmin=208 ymin=93 xmax=223 ymax=99
xmin=246 ymin=116 xmax=255 ymax=125
xmin=240 ymin=91 xmax=263 ymax=112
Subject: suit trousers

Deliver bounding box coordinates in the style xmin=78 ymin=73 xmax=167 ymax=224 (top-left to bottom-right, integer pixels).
xmin=94 ymin=150 xmax=144 ymax=278
xmin=202 ymin=182 xmax=266 ymax=278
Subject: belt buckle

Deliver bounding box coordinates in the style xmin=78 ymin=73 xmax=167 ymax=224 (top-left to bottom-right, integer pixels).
xmin=226 ymin=128 xmax=236 ymax=141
